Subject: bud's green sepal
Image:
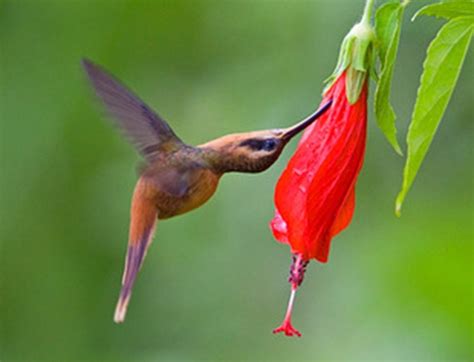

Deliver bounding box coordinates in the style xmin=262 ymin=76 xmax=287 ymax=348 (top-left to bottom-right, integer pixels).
xmin=325 ymin=21 xmax=376 ymax=104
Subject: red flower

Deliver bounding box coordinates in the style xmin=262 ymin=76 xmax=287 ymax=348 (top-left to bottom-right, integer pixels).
xmin=271 ymin=71 xmax=368 ymax=337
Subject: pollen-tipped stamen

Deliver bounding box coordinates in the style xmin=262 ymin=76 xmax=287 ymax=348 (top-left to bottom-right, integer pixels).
xmin=273 ymin=254 xmax=309 ymax=337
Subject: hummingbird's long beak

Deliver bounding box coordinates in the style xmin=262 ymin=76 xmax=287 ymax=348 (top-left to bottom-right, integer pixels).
xmin=281 ymin=99 xmax=333 ymax=141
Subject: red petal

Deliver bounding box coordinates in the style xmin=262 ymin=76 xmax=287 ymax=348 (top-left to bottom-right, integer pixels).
xmin=270 ymin=208 xmax=289 ymax=244
xmin=271 ymin=71 xmax=368 ymax=261
xmin=330 ymin=187 xmax=355 ymax=237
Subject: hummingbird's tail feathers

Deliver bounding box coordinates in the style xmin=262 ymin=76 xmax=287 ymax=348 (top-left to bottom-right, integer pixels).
xmin=114 ymin=178 xmax=158 ymax=323
xmin=82 ymin=58 xmax=184 ymax=161
xmin=114 ymin=238 xmax=155 ymax=323
xmin=114 ymin=287 xmax=131 ymax=323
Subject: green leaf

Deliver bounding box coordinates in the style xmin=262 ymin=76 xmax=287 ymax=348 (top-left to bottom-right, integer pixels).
xmin=374 ymin=1 xmax=406 ymax=155
xmin=396 ymin=16 xmax=473 ymax=216
xmin=375 ymin=1 xmax=400 ymax=61
xmin=413 ymin=1 xmax=474 ymax=21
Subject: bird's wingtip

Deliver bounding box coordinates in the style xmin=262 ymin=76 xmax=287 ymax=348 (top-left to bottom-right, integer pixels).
xmin=81 ymin=57 xmax=93 ymax=67
xmin=81 ymin=57 xmax=90 ymax=69
xmin=81 ymin=57 xmax=98 ymax=76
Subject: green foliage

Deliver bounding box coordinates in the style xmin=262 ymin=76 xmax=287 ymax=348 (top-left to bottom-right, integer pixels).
xmin=413 ymin=0 xmax=474 ymax=21
xmin=371 ymin=0 xmax=473 ymax=214
xmin=396 ymin=14 xmax=474 ymax=215
xmin=374 ymin=1 xmax=407 ymax=155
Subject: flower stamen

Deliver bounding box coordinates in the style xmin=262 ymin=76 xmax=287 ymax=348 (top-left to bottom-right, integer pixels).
xmin=273 ymin=254 xmax=309 ymax=337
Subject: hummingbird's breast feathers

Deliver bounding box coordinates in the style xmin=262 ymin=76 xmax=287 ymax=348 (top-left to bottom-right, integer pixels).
xmin=140 ymin=162 xmax=220 ymax=219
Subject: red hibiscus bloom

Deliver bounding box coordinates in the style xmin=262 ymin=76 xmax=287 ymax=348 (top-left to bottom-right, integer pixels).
xmin=272 ymin=71 xmax=367 ymax=262
xmin=271 ymin=16 xmax=375 ymax=337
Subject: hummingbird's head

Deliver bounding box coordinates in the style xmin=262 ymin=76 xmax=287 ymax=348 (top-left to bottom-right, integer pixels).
xmin=200 ymin=100 xmax=332 ymax=174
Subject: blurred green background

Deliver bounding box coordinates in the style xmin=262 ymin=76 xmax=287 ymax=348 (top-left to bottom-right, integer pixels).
xmin=1 ymin=0 xmax=472 ymax=360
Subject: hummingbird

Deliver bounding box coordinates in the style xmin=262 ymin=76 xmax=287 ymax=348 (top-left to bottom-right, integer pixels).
xmin=82 ymin=59 xmax=332 ymax=323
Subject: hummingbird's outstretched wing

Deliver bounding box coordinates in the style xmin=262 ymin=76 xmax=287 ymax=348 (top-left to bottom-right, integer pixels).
xmin=114 ymin=177 xmax=158 ymax=323
xmin=82 ymin=58 xmax=183 ymax=161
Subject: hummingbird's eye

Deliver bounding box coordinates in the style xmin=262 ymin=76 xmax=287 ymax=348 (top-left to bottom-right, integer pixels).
xmin=261 ymin=138 xmax=277 ymax=151
xmin=239 ymin=138 xmax=278 ymax=152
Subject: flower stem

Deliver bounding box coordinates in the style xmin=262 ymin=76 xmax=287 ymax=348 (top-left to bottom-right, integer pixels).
xmin=361 ymin=0 xmax=376 ymax=25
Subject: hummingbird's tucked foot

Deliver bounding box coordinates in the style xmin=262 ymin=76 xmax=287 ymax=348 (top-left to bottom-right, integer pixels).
xmin=273 ymin=254 xmax=308 ymax=337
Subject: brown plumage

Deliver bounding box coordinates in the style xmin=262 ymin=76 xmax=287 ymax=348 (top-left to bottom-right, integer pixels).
xmin=82 ymin=59 xmax=332 ymax=323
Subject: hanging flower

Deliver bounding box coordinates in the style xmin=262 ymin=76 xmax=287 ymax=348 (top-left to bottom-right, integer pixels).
xmin=272 ymin=71 xmax=368 ymax=263
xmin=271 ymin=5 xmax=376 ymax=337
